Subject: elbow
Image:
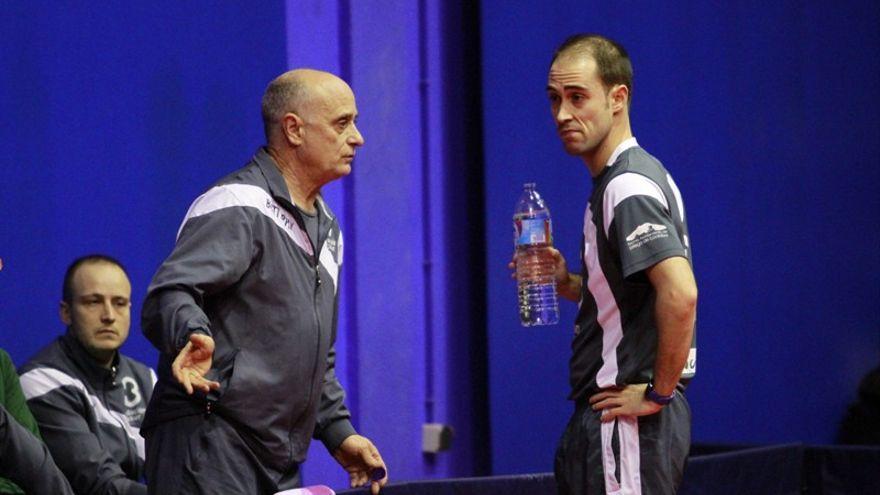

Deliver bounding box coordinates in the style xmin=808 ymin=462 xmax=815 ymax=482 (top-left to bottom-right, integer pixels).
xmin=663 ymin=283 xmax=697 ymax=324
xmin=677 ymin=285 xmax=698 ymax=323
xmin=682 ymin=284 xmax=698 ymax=311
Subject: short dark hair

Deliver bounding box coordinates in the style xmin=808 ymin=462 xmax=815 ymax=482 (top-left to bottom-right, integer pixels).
xmin=62 ymin=254 xmax=128 ymax=303
xmin=261 ymin=74 xmax=307 ymax=141
xmin=551 ymin=34 xmax=633 ymax=107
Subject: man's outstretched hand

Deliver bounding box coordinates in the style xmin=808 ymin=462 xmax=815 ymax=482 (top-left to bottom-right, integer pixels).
xmin=333 ymin=434 xmax=387 ymax=494
xmin=172 ymin=333 xmax=220 ymax=395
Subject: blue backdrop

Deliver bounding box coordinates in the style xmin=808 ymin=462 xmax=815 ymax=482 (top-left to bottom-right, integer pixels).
xmin=0 ymin=1 xmax=284 ymax=365
xmin=482 ymin=0 xmax=880 ymax=475
xmin=1 ymin=0 xmax=878 ymax=489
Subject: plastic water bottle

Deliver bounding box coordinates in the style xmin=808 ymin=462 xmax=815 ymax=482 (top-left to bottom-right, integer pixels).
xmin=513 ymin=183 xmax=559 ymax=326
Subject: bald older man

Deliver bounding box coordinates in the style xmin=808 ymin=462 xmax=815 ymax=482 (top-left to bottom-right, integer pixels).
xmin=141 ymin=69 xmax=387 ymax=495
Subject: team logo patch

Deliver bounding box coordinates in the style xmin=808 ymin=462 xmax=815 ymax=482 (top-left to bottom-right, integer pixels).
xmin=325 ymin=235 xmax=337 ymax=256
xmin=625 ymin=222 xmax=668 ymax=250
xmin=121 ymin=376 xmax=143 ymax=408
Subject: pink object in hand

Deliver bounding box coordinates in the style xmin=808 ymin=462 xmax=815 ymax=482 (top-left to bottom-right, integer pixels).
xmin=273 ymin=486 xmax=336 ymax=495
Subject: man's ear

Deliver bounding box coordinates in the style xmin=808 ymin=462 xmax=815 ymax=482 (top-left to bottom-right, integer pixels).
xmin=610 ymin=84 xmax=629 ymax=113
xmin=282 ymin=112 xmax=305 ymax=146
xmin=59 ymin=301 xmax=72 ymax=326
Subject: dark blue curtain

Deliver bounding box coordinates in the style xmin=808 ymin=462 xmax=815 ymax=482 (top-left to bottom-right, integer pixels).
xmin=0 ymin=1 xmax=286 ymax=368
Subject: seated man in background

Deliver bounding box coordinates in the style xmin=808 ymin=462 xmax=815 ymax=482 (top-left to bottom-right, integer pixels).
xmin=19 ymin=255 xmax=155 ymax=495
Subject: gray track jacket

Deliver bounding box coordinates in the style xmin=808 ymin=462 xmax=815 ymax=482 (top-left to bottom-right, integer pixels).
xmin=141 ymin=147 xmax=355 ymax=474
xmin=19 ymin=331 xmax=154 ymax=495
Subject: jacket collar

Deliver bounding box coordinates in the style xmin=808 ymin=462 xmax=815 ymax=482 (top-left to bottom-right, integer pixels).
xmin=253 ymin=147 xmax=297 ymax=211
xmin=253 ymin=147 xmax=337 ymax=256
xmin=61 ymin=329 xmax=119 ymax=387
xmin=253 ymin=147 xmax=336 ymax=222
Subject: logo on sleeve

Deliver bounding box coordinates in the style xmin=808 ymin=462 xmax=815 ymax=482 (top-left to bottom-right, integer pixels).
xmin=625 ymin=222 xmax=668 ymax=250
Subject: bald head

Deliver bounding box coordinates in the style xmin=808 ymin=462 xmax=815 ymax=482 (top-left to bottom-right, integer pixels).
xmin=261 ymin=69 xmax=351 ymax=143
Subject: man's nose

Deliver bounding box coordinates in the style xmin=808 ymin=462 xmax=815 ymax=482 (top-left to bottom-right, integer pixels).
xmin=101 ymin=302 xmax=116 ymax=322
xmin=349 ymin=123 xmax=365 ymax=147
xmin=555 ymin=103 xmax=572 ymax=124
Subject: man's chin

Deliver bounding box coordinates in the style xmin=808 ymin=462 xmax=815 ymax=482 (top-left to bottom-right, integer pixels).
xmin=561 ymin=142 xmax=587 ymax=156
xmin=333 ymin=165 xmax=352 ymax=177
xmin=92 ymin=340 xmax=122 ymax=350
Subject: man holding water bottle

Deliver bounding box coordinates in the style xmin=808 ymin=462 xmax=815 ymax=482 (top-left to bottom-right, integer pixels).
xmin=541 ymin=34 xmax=698 ymax=494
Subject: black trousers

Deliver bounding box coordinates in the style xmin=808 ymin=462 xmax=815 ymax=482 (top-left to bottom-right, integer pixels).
xmin=144 ymin=413 xmax=300 ymax=495
xmin=554 ymin=393 xmax=691 ymax=495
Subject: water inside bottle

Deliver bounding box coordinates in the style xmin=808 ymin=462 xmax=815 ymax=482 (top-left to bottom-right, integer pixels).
xmin=513 ymin=182 xmax=560 ymax=326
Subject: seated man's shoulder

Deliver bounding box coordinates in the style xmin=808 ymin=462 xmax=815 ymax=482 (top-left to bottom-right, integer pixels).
xmin=18 ymin=337 xmax=67 ymax=371
xmin=19 ymin=339 xmax=89 ymax=403
xmin=18 ymin=364 xmax=87 ymax=412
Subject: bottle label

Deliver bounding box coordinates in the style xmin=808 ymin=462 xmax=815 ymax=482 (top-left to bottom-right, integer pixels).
xmin=515 ymin=218 xmax=551 ymax=246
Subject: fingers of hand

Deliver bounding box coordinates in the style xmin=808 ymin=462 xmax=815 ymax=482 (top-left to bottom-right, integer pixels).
xmin=175 ymin=368 xmax=218 ymax=394
xmin=349 ymin=470 xmax=368 ymax=488
xmin=189 ymin=372 xmax=219 ymax=392
xmin=171 ymin=365 xmax=184 ymax=384
xmin=590 ymin=390 xmax=628 ymax=421
xmin=588 ymin=390 xmax=614 ymax=405
xmin=371 ymin=480 xmax=381 ymax=495
xmin=601 ymin=407 xmax=620 ymax=422
xmin=591 ymin=396 xmax=624 ymax=411
xmin=172 ymin=342 xmax=193 ymax=370
xmin=182 ymin=370 xmax=194 ymax=395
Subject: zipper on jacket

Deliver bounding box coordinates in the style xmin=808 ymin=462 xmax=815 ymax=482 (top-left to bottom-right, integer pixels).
xmin=102 ymin=363 xmax=138 ymax=476
xmin=288 ymin=235 xmax=327 ymax=463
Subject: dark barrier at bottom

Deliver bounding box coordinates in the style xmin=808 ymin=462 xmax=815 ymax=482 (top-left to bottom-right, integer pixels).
xmin=337 ymin=444 xmax=880 ymax=495
xmin=678 ymin=444 xmax=804 ymax=495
